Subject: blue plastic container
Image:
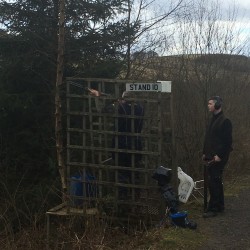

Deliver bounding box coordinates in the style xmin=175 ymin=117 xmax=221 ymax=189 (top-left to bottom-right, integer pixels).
xmin=70 ymin=173 xmax=97 ymax=207
xmin=170 ymin=212 xmax=188 ymax=227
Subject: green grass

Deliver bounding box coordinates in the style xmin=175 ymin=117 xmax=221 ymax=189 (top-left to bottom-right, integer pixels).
xmin=117 ymin=225 xmax=205 ymax=250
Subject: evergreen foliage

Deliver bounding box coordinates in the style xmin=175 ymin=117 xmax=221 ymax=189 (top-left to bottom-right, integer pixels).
xmin=0 ymin=0 xmax=138 ymax=227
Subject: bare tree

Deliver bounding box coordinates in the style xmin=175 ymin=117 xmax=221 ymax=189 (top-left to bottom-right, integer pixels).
xmin=172 ymin=0 xmax=249 ymax=96
xmin=136 ymin=0 xmax=250 ymax=176
xmin=124 ymin=0 xmax=186 ymax=79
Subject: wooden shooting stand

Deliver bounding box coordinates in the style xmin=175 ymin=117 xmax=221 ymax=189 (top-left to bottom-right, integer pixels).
xmin=46 ymin=78 xmax=176 ymax=246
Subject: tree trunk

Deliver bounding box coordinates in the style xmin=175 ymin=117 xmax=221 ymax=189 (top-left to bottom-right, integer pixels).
xmin=125 ymin=0 xmax=131 ymax=79
xmin=55 ymin=0 xmax=66 ymax=192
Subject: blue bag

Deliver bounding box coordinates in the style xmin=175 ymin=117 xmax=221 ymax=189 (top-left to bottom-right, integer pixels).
xmin=70 ymin=172 xmax=97 ymax=206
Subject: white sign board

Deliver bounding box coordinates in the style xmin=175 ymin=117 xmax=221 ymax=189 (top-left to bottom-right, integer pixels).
xmin=126 ymin=81 xmax=171 ymax=93
xmin=157 ymin=81 xmax=171 ymax=93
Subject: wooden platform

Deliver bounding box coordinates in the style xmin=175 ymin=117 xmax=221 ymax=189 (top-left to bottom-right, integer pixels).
xmin=46 ymin=203 xmax=99 ymax=216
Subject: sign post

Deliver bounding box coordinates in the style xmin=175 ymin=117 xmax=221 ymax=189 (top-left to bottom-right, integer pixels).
xmin=126 ymin=81 xmax=171 ymax=93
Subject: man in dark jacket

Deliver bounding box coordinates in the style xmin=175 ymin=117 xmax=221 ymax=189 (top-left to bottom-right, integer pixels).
xmin=202 ymin=96 xmax=232 ymax=218
xmin=89 ymin=88 xmax=144 ymax=199
xmin=88 ymin=89 xmax=144 ymax=166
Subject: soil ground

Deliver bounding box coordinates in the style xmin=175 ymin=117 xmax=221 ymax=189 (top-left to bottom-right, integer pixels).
xmin=194 ymin=173 xmax=250 ymax=250
xmin=198 ymin=188 xmax=250 ymax=250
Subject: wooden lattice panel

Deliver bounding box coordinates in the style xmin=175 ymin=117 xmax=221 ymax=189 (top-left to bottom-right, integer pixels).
xmin=65 ymin=78 xmax=173 ymax=222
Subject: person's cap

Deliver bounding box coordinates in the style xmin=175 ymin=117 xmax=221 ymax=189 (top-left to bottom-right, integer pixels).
xmin=122 ymin=91 xmax=136 ymax=99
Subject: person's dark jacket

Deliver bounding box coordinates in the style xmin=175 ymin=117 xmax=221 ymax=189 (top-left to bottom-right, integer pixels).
xmin=113 ymin=101 xmax=144 ymax=166
xmin=96 ymin=97 xmax=144 ymax=166
xmin=203 ymin=111 xmax=232 ymax=161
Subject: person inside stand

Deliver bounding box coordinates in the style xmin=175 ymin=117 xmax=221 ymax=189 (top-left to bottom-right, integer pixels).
xmin=202 ymin=96 xmax=233 ymax=218
xmin=88 ymin=88 xmax=144 ymax=199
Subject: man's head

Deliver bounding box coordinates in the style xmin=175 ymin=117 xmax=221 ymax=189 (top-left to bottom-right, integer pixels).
xmin=208 ymin=96 xmax=223 ymax=113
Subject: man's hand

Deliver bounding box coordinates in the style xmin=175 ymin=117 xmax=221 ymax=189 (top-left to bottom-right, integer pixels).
xmin=214 ymin=155 xmax=221 ymax=162
xmin=202 ymin=154 xmax=206 ymax=161
xmin=88 ymin=88 xmax=100 ymax=97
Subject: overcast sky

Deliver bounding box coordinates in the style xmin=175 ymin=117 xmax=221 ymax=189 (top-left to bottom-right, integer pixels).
xmin=234 ymin=0 xmax=250 ymax=13
xmin=225 ymin=1 xmax=249 ymax=21
xmin=2 ymin=0 xmax=250 ymax=55
xmin=212 ymin=0 xmax=250 ymax=52
xmin=148 ymin=0 xmax=250 ymax=55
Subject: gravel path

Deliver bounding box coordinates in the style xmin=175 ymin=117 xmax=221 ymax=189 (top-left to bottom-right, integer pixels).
xmin=199 ymin=188 xmax=250 ymax=250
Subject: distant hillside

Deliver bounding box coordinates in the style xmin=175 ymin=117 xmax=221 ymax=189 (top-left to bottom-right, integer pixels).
xmin=125 ymin=53 xmax=250 ymax=81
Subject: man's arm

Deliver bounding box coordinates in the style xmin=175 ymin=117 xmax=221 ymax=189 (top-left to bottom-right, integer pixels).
xmin=216 ymin=118 xmax=233 ymax=160
xmin=88 ymin=88 xmax=115 ymax=113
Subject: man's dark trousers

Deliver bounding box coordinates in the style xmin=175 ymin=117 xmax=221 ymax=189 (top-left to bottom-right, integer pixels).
xmin=207 ymin=159 xmax=228 ymax=212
